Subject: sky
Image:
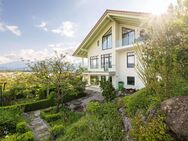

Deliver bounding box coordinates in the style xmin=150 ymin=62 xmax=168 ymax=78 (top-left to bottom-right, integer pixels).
xmin=0 ymin=0 xmax=177 ymax=65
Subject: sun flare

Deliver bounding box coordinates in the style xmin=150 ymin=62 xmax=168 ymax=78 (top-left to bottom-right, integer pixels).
xmin=147 ymin=0 xmax=176 ymax=15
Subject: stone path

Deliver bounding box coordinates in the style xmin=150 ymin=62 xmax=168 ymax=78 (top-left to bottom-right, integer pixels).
xmin=65 ymin=88 xmax=104 ymax=112
xmin=24 ymin=110 xmax=51 ymax=141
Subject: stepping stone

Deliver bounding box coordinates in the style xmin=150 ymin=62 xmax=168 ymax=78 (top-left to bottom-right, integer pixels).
xmin=24 ymin=110 xmax=51 ymax=141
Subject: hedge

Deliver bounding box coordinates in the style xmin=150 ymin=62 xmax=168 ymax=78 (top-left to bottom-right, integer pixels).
xmin=0 ymin=92 xmax=86 ymax=112
xmin=63 ymin=92 xmax=86 ymax=102
xmin=0 ymin=98 xmax=55 ymax=112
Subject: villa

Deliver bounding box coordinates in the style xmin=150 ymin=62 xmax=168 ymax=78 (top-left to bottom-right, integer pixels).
xmin=73 ymin=10 xmax=150 ymax=90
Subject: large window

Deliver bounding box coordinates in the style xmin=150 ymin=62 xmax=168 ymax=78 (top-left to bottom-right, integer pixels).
xmin=102 ymin=28 xmax=112 ymax=50
xmin=101 ymin=54 xmax=112 ymax=71
xmin=122 ymin=27 xmax=135 ymax=46
xmin=127 ymin=52 xmax=135 ymax=68
xmin=127 ymin=76 xmax=135 ymax=85
xmin=90 ymin=56 xmax=99 ymax=69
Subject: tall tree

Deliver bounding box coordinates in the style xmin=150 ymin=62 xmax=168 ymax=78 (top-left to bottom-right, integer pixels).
xmin=136 ymin=0 xmax=188 ymax=99
xmin=28 ymin=53 xmax=75 ymax=112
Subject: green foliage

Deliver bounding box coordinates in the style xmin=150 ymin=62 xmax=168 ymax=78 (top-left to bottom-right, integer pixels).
xmin=41 ymin=113 xmax=62 ymax=122
xmin=37 ymin=87 xmax=47 ymax=100
xmin=23 ymin=98 xmax=55 ymax=112
xmin=16 ymin=131 xmax=35 ymax=141
xmin=16 ymin=122 xmax=29 ymax=134
xmin=3 ymin=131 xmax=35 ymax=141
xmin=136 ymin=0 xmax=188 ymax=99
xmin=130 ymin=112 xmax=174 ymax=141
xmin=60 ymin=102 xmax=125 ymax=141
xmin=0 ymin=97 xmax=55 ymax=112
xmin=51 ymin=125 xmax=64 ymax=138
xmin=0 ymin=108 xmax=23 ymax=137
xmin=123 ymin=89 xmax=160 ymax=117
xmin=41 ymin=107 xmax=83 ymax=127
xmin=100 ymin=79 xmax=116 ymax=102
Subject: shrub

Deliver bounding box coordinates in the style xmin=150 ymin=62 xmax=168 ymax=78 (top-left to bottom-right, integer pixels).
xmin=42 ymin=113 xmax=61 ymax=122
xmin=0 ymin=108 xmax=23 ymax=137
xmin=37 ymin=88 xmax=47 ymax=100
xmin=0 ymin=98 xmax=55 ymax=112
xmin=60 ymin=102 xmax=125 ymax=141
xmin=24 ymin=98 xmax=54 ymax=112
xmin=63 ymin=92 xmax=86 ymax=103
xmin=16 ymin=122 xmax=29 ymax=133
xmin=51 ymin=125 xmax=64 ymax=138
xmin=100 ymin=80 xmax=116 ymax=102
xmin=86 ymin=101 xmax=101 ymax=114
xmin=130 ymin=112 xmax=174 ymax=141
xmin=123 ymin=89 xmax=160 ymax=117
xmin=16 ymin=131 xmax=35 ymax=141
xmin=2 ymin=134 xmax=17 ymax=141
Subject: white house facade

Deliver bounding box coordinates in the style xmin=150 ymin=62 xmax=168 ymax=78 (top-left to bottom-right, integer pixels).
xmin=73 ymin=10 xmax=150 ymax=90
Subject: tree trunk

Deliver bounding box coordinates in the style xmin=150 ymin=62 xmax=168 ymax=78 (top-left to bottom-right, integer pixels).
xmin=56 ymin=86 xmax=61 ymax=113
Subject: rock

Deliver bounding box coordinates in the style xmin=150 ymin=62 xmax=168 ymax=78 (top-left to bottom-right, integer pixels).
xmin=122 ymin=116 xmax=132 ymax=132
xmin=118 ymin=107 xmax=132 ymax=132
xmin=161 ymin=96 xmax=188 ymax=141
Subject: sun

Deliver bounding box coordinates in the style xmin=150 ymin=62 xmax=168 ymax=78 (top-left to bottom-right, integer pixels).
xmin=147 ymin=0 xmax=176 ymax=15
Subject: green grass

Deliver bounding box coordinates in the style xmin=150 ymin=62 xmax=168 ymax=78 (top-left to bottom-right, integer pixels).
xmin=41 ymin=107 xmax=84 ymax=129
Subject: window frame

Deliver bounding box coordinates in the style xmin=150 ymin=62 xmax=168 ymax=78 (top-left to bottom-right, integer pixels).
xmin=102 ymin=28 xmax=112 ymax=50
xmin=122 ymin=27 xmax=135 ymax=46
xmin=101 ymin=53 xmax=112 ymax=71
xmin=127 ymin=52 xmax=135 ymax=68
xmin=127 ymin=76 xmax=135 ymax=86
xmin=90 ymin=56 xmax=99 ymax=69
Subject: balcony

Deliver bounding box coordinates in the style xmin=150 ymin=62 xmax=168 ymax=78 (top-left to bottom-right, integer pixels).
xmin=83 ymin=65 xmax=116 ymax=76
xmin=116 ymin=37 xmax=144 ymax=51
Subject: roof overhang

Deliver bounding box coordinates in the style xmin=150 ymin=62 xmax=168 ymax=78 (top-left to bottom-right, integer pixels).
xmin=73 ymin=10 xmax=151 ymax=58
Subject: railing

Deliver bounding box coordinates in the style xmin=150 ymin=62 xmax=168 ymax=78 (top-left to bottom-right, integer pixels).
xmin=116 ymin=37 xmax=145 ymax=48
xmin=88 ymin=65 xmax=116 ymax=72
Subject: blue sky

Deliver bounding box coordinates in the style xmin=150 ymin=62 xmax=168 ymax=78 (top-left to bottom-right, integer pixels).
xmin=0 ymin=0 xmax=176 ymax=64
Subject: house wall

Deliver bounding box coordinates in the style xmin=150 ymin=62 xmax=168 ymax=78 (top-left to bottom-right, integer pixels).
xmin=88 ymin=21 xmax=115 ymax=71
xmin=86 ymin=20 xmax=145 ymax=90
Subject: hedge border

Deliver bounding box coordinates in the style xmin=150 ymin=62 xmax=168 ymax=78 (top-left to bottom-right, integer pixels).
xmin=0 ymin=92 xmax=86 ymax=112
xmin=0 ymin=98 xmax=55 ymax=112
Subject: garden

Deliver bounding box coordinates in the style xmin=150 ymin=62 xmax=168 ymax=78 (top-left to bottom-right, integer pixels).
xmin=0 ymin=0 xmax=188 ymax=141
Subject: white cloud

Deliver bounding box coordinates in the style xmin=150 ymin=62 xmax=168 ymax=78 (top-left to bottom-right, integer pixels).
xmin=0 ymin=42 xmax=82 ymax=65
xmin=51 ymin=21 xmax=75 ymax=37
xmin=0 ymin=22 xmax=22 ymax=36
xmin=37 ymin=21 xmax=48 ymax=32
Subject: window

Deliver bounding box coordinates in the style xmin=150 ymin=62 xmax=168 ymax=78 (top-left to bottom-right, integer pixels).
xmin=127 ymin=52 xmax=135 ymax=68
xmin=122 ymin=27 xmax=135 ymax=46
xmin=90 ymin=56 xmax=98 ymax=69
xmin=101 ymin=54 xmax=112 ymax=71
xmin=127 ymin=77 xmax=135 ymax=85
xmin=90 ymin=76 xmax=99 ymax=85
xmin=102 ymin=28 xmax=112 ymax=50
xmin=97 ymin=40 xmax=99 ymax=46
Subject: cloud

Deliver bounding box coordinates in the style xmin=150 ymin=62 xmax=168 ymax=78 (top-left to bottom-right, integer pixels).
xmin=37 ymin=21 xmax=48 ymax=32
xmin=0 ymin=42 xmax=82 ymax=65
xmin=51 ymin=21 xmax=75 ymax=37
xmin=0 ymin=22 xmax=22 ymax=36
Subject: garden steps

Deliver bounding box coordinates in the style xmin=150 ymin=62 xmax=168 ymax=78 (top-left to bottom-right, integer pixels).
xmin=24 ymin=110 xmax=51 ymax=141
xmin=65 ymin=89 xmax=104 ymax=112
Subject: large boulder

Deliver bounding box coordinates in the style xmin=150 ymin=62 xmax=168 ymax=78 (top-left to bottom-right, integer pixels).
xmin=161 ymin=96 xmax=188 ymax=141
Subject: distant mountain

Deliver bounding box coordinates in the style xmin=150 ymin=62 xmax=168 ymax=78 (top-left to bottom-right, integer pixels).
xmin=0 ymin=61 xmax=28 ymax=71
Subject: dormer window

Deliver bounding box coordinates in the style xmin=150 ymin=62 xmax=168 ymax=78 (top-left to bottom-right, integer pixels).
xmin=122 ymin=27 xmax=135 ymax=46
xmin=102 ymin=28 xmax=112 ymax=50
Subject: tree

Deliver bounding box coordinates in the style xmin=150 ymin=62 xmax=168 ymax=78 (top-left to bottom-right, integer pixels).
xmin=28 ymin=53 xmax=75 ymax=112
xmin=100 ymin=79 xmax=116 ymax=102
xmin=136 ymin=0 xmax=188 ymax=100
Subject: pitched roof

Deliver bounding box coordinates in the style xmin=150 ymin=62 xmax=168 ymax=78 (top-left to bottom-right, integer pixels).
xmin=73 ymin=9 xmax=150 ymax=57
